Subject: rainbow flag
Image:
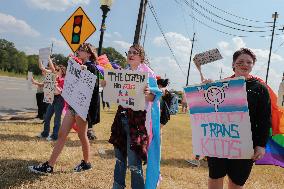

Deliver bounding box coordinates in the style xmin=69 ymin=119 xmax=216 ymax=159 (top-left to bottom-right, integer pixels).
xmin=256 ymin=134 xmax=284 ymax=168
xmin=137 ymin=64 xmax=162 ymax=189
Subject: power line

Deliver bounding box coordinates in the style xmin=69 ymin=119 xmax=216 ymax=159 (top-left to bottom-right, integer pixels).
xmin=189 ymin=0 xmax=273 ymax=29
xmin=174 ymin=1 xmax=283 ymax=38
xmin=148 ymin=1 xmax=186 ymax=75
xmin=198 ymin=0 xmax=272 ymax=23
xmin=182 ymin=0 xmax=272 ymax=33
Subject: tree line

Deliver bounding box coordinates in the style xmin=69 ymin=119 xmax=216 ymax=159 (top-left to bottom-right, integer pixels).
xmin=0 ymin=38 xmax=127 ymax=75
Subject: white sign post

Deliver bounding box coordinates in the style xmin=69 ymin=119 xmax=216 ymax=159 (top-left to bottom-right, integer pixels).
xmin=103 ymin=70 xmax=148 ymax=111
xmin=39 ymin=47 xmax=51 ymax=68
xmin=62 ymin=58 xmax=97 ymax=120
xmin=184 ymin=77 xmax=254 ymax=159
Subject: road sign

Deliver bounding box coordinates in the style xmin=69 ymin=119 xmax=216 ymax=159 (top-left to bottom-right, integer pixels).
xmin=60 ymin=7 xmax=96 ymax=53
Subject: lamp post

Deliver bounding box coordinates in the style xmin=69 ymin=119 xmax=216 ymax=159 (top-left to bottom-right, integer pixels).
xmin=98 ymin=0 xmax=113 ymax=56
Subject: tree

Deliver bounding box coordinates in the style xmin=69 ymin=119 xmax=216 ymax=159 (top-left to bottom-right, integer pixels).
xmin=51 ymin=53 xmax=69 ymax=67
xmin=101 ymin=47 xmax=127 ymax=68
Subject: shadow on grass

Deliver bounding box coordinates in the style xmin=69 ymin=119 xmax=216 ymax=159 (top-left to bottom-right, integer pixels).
xmin=0 ymin=134 xmax=37 ymax=142
xmin=161 ymin=158 xmax=208 ymax=169
xmin=0 ymin=159 xmax=42 ymax=189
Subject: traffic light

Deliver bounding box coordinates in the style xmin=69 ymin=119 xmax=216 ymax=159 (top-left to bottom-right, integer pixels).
xmin=71 ymin=15 xmax=83 ymax=44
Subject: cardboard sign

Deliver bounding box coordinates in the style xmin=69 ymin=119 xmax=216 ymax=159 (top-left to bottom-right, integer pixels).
xmin=62 ymin=58 xmax=97 ymax=120
xmin=104 ymin=70 xmax=148 ymax=111
xmin=183 ymin=77 xmax=254 ymax=159
xmin=27 ymin=71 xmax=33 ymax=89
xmin=39 ymin=47 xmax=51 ymax=67
xmin=43 ymin=72 xmax=55 ymax=103
xmin=193 ymin=48 xmax=222 ymax=66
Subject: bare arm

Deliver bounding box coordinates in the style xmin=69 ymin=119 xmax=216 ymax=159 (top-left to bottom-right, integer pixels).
xmin=48 ymin=57 xmax=56 ymax=73
xmin=144 ymin=85 xmax=155 ymax=102
xmin=38 ymin=59 xmax=52 ymax=74
xmin=31 ymin=77 xmax=44 ymax=87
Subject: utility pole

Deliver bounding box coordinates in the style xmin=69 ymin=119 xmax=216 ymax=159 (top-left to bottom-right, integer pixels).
xmin=186 ymin=32 xmax=196 ymax=86
xmin=133 ymin=0 xmax=148 ymax=45
xmin=265 ymin=12 xmax=278 ymax=84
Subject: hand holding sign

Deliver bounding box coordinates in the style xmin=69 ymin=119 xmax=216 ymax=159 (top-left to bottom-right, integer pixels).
xmin=193 ymin=48 xmax=222 ymax=67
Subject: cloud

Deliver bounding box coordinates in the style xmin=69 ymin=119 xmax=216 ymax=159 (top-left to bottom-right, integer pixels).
xmin=153 ymin=32 xmax=192 ymax=58
xmin=232 ymin=37 xmax=246 ymax=50
xmin=50 ymin=37 xmax=70 ymax=54
xmin=112 ymin=40 xmax=132 ymax=55
xmin=21 ymin=46 xmax=38 ymax=55
xmin=25 ymin=0 xmax=90 ymax=11
xmin=0 ymin=12 xmax=40 ymax=37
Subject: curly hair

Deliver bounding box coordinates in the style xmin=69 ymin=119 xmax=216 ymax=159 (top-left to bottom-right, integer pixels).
xmin=130 ymin=44 xmax=145 ymax=63
xmin=78 ymin=43 xmax=98 ymax=62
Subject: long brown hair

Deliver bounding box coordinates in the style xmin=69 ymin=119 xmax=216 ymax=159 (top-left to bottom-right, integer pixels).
xmin=78 ymin=43 xmax=98 ymax=62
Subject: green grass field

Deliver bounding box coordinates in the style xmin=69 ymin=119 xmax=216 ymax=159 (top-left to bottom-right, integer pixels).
xmin=0 ymin=108 xmax=283 ymax=189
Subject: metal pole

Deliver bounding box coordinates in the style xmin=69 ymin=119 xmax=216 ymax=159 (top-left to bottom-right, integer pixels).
xmin=98 ymin=5 xmax=110 ymax=56
xmin=186 ymin=33 xmax=195 ymax=86
xmin=133 ymin=0 xmax=148 ymax=45
xmin=265 ymin=12 xmax=278 ymax=84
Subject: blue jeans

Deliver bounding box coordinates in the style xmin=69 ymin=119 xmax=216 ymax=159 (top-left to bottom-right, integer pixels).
xmin=41 ymin=95 xmax=64 ymax=140
xmin=113 ymin=116 xmax=145 ymax=189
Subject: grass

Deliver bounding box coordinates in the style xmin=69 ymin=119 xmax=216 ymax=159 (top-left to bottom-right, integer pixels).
xmin=0 ymin=108 xmax=283 ymax=189
xmin=0 ymin=70 xmax=27 ymax=78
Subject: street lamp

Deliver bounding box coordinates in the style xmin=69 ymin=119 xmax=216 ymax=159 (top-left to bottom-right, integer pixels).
xmin=98 ymin=0 xmax=113 ymax=56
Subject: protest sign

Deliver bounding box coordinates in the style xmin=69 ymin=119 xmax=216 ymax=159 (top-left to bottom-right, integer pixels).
xmin=27 ymin=71 xmax=33 ymax=89
xmin=43 ymin=72 xmax=55 ymax=103
xmin=193 ymin=48 xmax=222 ymax=66
xmin=39 ymin=47 xmax=51 ymax=67
xmin=104 ymin=70 xmax=148 ymax=111
xmin=183 ymin=77 xmax=254 ymax=159
xmin=62 ymin=58 xmax=97 ymax=120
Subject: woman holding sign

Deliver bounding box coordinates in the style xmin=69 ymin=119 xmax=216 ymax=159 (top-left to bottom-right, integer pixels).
xmin=29 ymin=43 xmax=100 ymax=174
xmin=195 ymin=48 xmax=271 ymax=189
xmin=104 ymin=44 xmax=162 ymax=189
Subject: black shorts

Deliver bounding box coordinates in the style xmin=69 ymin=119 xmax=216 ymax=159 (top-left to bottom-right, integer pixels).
xmin=207 ymin=157 xmax=254 ymax=186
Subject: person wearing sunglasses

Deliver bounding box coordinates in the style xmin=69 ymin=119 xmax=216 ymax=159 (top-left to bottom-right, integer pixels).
xmin=29 ymin=43 xmax=100 ymax=174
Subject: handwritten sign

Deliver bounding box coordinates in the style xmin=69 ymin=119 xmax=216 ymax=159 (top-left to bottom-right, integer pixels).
xmin=183 ymin=77 xmax=254 ymax=159
xmin=193 ymin=48 xmax=222 ymax=66
xmin=104 ymin=70 xmax=148 ymax=111
xmin=43 ymin=72 xmax=55 ymax=104
xmin=27 ymin=71 xmax=33 ymax=89
xmin=62 ymin=58 xmax=97 ymax=120
xmin=39 ymin=47 xmax=51 ymax=67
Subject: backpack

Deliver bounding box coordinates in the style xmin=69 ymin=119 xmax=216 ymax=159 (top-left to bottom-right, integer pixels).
xmin=166 ymin=93 xmax=179 ymax=115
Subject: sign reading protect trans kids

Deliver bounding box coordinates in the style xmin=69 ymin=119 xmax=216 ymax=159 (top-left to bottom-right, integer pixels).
xmin=183 ymin=77 xmax=254 ymax=159
xmin=60 ymin=7 xmax=96 ymax=52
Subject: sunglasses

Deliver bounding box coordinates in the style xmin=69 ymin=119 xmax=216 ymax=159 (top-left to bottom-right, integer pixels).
xmin=127 ymin=50 xmax=139 ymax=56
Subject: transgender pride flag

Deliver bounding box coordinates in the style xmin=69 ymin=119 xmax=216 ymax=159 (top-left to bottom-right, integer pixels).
xmin=184 ymin=77 xmax=248 ymax=114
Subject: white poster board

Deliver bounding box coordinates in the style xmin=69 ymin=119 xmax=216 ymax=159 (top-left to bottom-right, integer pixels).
xmin=104 ymin=70 xmax=148 ymax=111
xmin=43 ymin=72 xmax=55 ymax=104
xmin=39 ymin=47 xmax=51 ymax=67
xmin=27 ymin=71 xmax=33 ymax=89
xmin=62 ymin=58 xmax=97 ymax=120
xmin=193 ymin=48 xmax=222 ymax=66
xmin=183 ymin=77 xmax=254 ymax=159
xmin=278 ymin=81 xmax=284 ymax=107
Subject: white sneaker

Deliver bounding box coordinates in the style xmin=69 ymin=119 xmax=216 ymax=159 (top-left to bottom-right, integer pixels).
xmin=46 ymin=135 xmax=56 ymax=141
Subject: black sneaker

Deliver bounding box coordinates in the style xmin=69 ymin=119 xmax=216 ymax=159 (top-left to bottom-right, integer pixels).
xmin=74 ymin=160 xmax=92 ymax=172
xmin=87 ymin=130 xmax=97 ymax=140
xmin=28 ymin=161 xmax=53 ymax=175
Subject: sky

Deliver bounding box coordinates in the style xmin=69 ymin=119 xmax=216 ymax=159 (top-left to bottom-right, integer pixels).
xmin=1 ymin=0 xmax=284 ymax=92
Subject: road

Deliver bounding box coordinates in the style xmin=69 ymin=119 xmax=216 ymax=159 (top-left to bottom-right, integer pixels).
xmin=0 ymin=76 xmax=37 ymax=116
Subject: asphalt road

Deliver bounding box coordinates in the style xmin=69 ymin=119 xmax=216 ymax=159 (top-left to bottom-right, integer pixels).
xmin=0 ymin=76 xmax=37 ymax=116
